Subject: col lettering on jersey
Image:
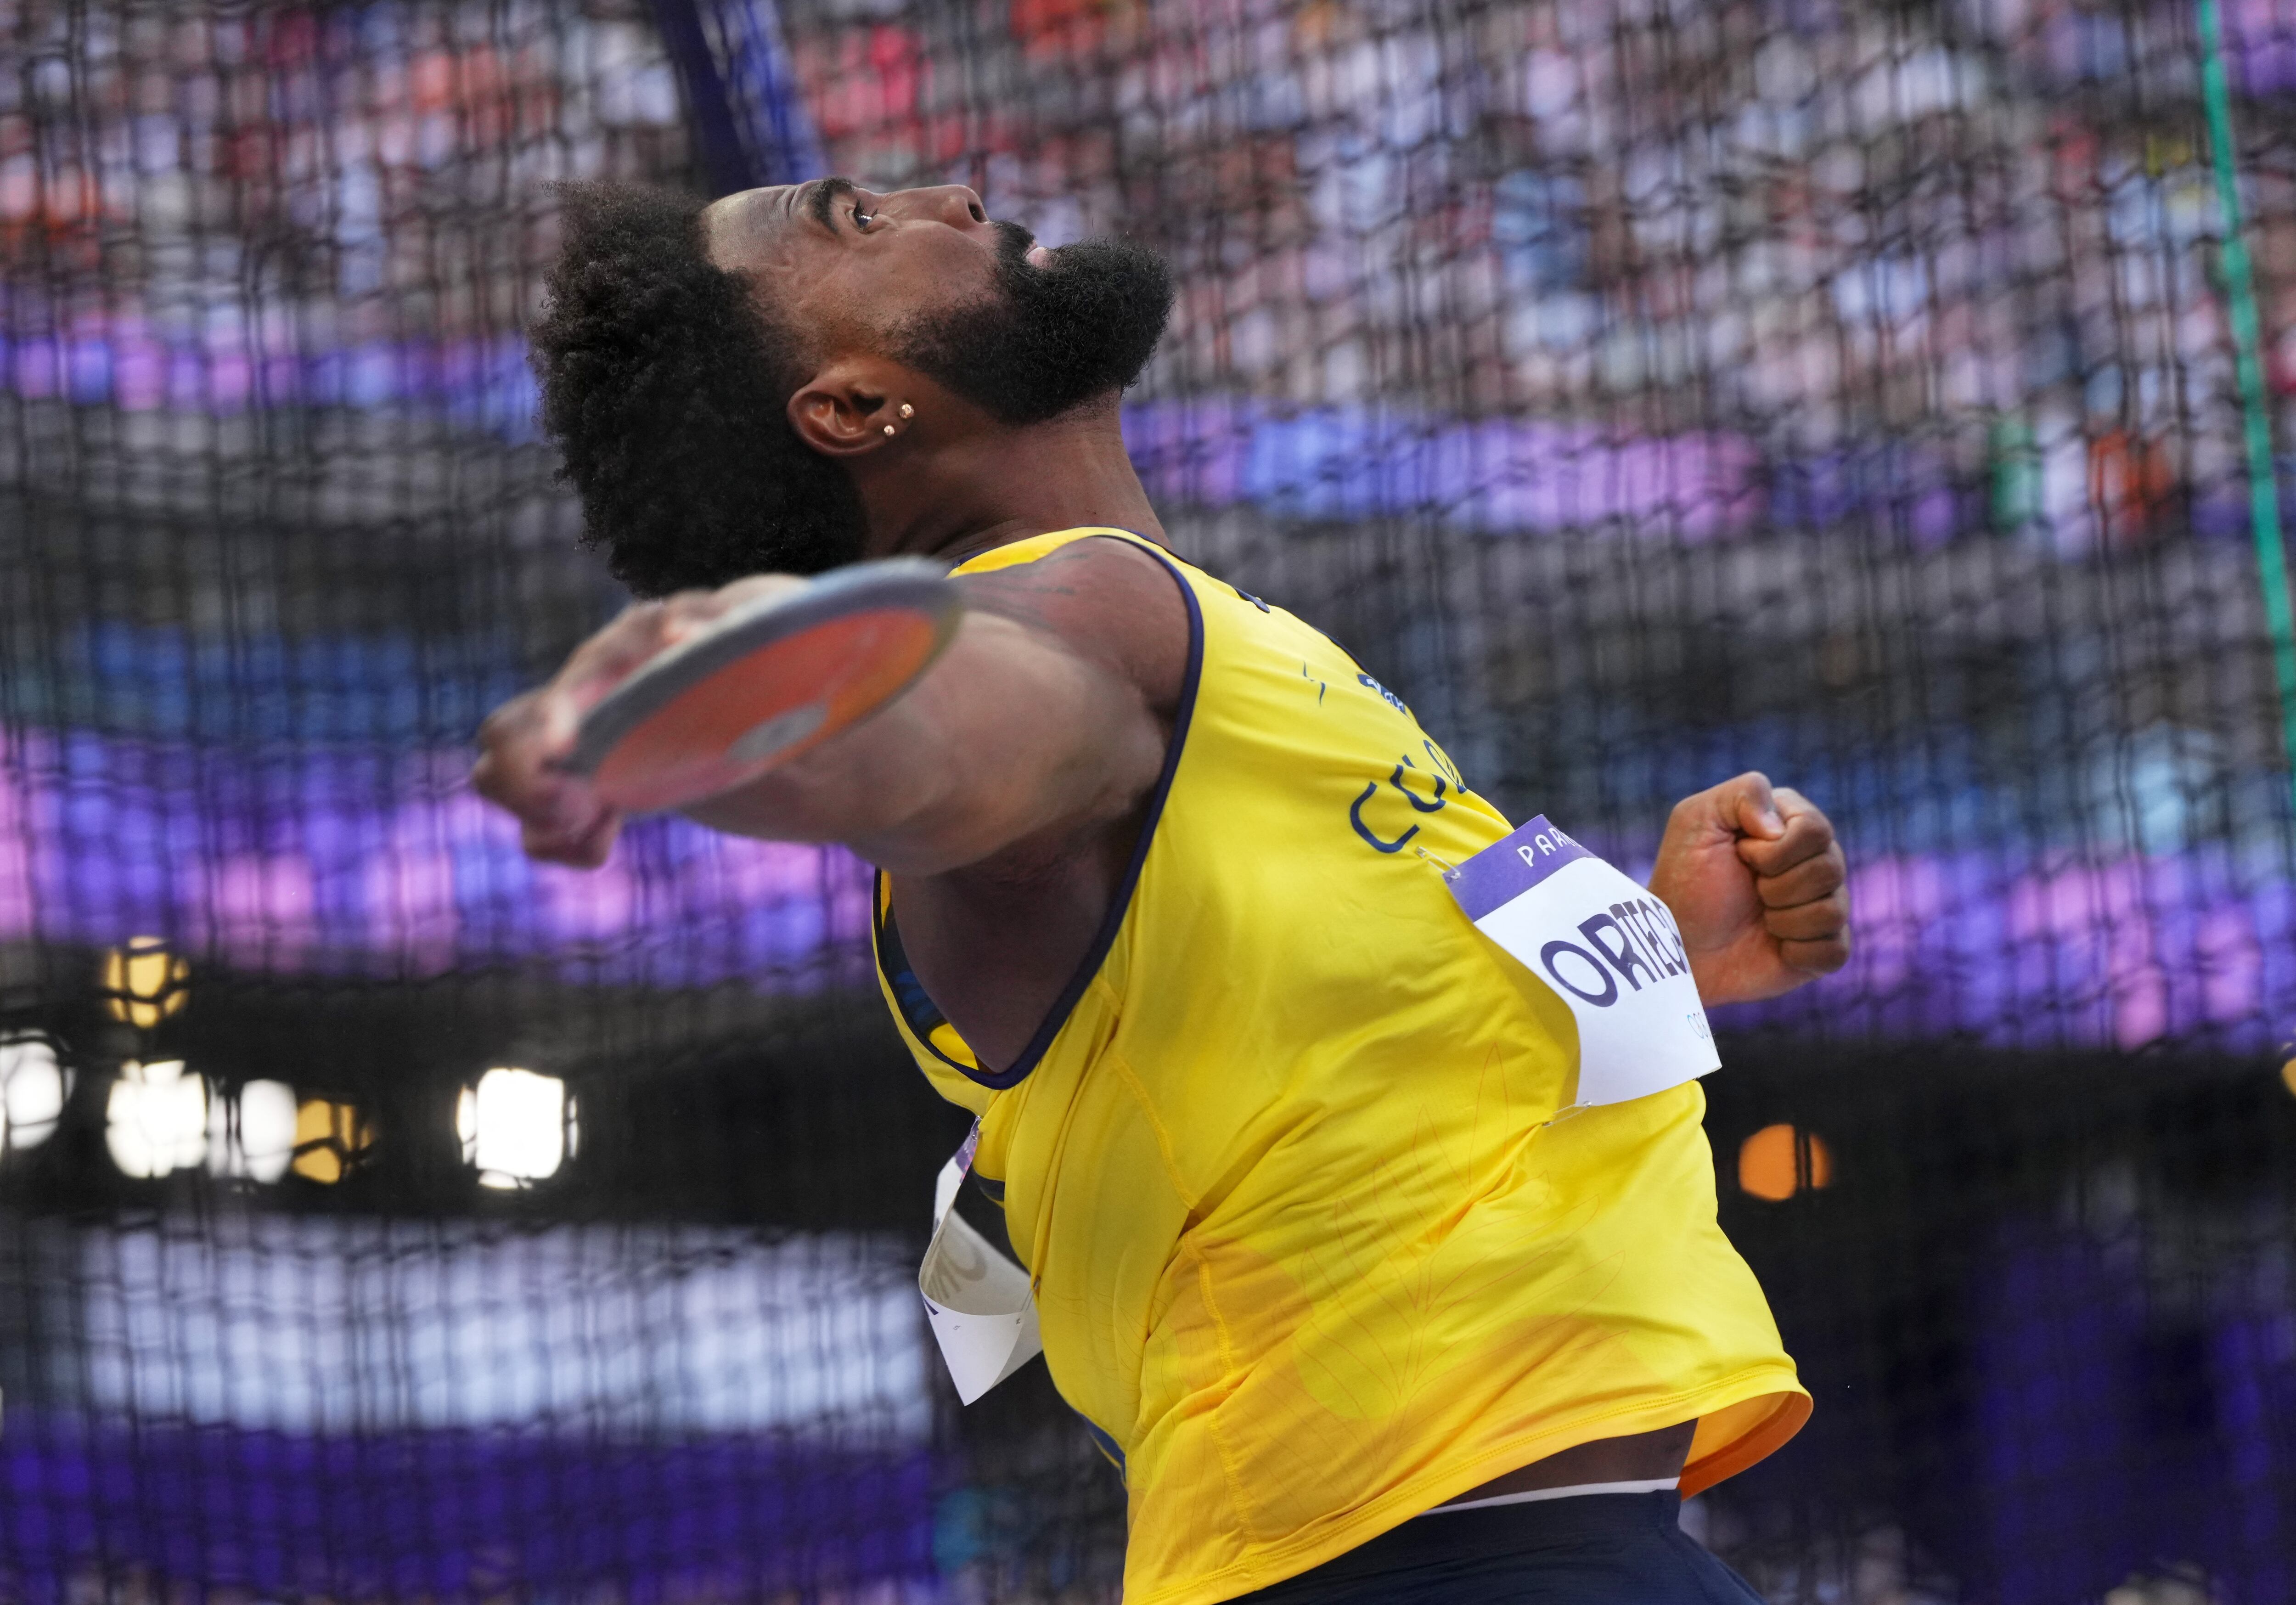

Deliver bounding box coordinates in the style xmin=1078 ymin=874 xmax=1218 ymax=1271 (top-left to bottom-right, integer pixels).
xmin=1447 ymin=816 xmax=1719 ymax=1108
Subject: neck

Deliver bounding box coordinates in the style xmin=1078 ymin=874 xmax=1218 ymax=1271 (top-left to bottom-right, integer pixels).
xmin=855 ymin=399 xmax=1166 ymax=565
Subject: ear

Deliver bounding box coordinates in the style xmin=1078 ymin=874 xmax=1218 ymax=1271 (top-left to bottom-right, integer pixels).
xmin=786 ymin=357 xmax=907 ymax=458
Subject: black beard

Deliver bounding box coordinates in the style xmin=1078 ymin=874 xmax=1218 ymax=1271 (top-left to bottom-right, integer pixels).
xmin=892 ymin=223 xmax=1174 ymax=425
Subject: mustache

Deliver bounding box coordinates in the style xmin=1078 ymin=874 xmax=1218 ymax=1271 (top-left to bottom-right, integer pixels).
xmin=990 ymin=217 xmax=1038 ymax=267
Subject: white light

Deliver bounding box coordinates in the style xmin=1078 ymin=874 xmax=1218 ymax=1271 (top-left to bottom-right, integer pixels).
xmin=107 ymin=1060 xmax=208 ymax=1179
xmin=238 ymin=1080 xmax=298 ymax=1183
xmin=205 ymin=1080 xmax=298 ymax=1183
xmin=460 ymin=1067 xmax=568 ymax=1187
xmin=0 ymin=1035 xmax=70 ymax=1152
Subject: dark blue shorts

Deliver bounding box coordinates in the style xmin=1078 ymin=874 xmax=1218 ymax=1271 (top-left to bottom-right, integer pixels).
xmin=1226 ymin=1493 xmax=1769 ymax=1603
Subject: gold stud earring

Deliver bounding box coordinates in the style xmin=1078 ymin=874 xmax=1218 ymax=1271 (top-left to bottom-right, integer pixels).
xmin=898 ymin=404 xmax=914 ymax=419
xmin=883 ymin=424 xmax=896 ymax=436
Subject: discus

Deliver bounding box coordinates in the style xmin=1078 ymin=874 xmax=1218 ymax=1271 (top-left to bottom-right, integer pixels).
xmin=564 ymin=557 xmax=963 ymax=814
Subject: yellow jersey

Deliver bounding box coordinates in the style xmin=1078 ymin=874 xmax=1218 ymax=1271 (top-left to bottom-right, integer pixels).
xmin=872 ymin=529 xmax=1807 ymax=1605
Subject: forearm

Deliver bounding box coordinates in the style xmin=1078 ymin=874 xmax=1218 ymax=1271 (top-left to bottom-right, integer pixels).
xmin=475 ymin=540 xmax=1189 ymax=875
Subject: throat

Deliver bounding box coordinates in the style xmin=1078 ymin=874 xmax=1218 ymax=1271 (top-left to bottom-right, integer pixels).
xmin=859 ymin=406 xmax=1166 ymax=567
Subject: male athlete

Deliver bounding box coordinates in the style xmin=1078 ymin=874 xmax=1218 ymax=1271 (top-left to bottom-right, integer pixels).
xmin=476 ymin=179 xmax=1851 ymax=1604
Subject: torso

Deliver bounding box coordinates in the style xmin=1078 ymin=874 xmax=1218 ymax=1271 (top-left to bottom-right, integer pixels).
xmin=881 ymin=532 xmax=1693 ymax=1503
xmin=873 ymin=527 xmax=1801 ymax=1604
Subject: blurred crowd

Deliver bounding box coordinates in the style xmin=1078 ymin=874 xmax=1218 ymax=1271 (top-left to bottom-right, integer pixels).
xmin=792 ymin=0 xmax=2295 ymax=552
xmin=0 ymin=1 xmax=681 ymax=417
xmin=6 ymin=0 xmax=2296 ymax=552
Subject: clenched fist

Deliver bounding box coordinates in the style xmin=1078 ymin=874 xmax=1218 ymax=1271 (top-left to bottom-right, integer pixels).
xmin=1648 ymin=772 xmax=1850 ymax=1007
xmin=472 ymin=575 xmax=805 ymax=867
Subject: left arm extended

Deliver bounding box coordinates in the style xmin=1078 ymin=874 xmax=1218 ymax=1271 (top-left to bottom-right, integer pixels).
xmin=1647 ymin=771 xmax=1850 ymax=1007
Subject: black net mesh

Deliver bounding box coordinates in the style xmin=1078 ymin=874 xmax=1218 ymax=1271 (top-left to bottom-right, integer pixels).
xmin=0 ymin=0 xmax=2293 ymax=1599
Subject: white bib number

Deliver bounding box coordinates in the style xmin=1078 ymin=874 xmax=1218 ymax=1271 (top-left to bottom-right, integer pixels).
xmin=1446 ymin=815 xmax=1719 ymax=1107
xmin=918 ymin=1125 xmax=1043 ymax=1403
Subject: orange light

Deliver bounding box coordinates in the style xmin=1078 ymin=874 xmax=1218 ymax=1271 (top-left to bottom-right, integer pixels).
xmin=1738 ymin=1123 xmax=1834 ymax=1201
xmin=2280 ymin=1059 xmax=2296 ymax=1099
xmin=1806 ymin=1131 xmax=1834 ymax=1190
xmin=101 ymin=937 xmax=189 ymax=1030
xmin=290 ymin=1098 xmax=373 ymax=1184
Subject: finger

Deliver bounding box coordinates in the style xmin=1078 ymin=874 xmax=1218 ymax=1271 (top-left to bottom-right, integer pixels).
xmin=1773 ymin=787 xmax=1834 ymax=840
xmin=1779 ymin=932 xmax=1851 ymax=975
xmin=475 ymin=717 xmax=557 ymax=811
xmin=1668 ymin=771 xmax=1780 ymax=846
xmin=476 ymin=689 xmax=553 ymax=761
xmin=523 ymin=805 xmax=621 ymax=867
xmin=707 ymin=574 xmax=809 ymax=612
xmin=479 ymin=673 xmax=585 ymax=770
xmin=652 ymin=576 xmax=805 ymax=642
xmin=470 ymin=747 xmax=506 ymax=804
xmin=1737 ymin=793 xmax=1835 ymax=875
xmin=1737 ymin=810 xmax=1830 ymax=876
xmin=1762 ymin=889 xmax=1849 ymax=943
xmin=533 ymin=777 xmax=612 ymax=839
xmin=558 ymin=602 xmax=681 ymax=703
xmin=1711 ymin=771 xmax=1783 ymax=841
xmin=477 ymin=730 xmax=612 ymax=845
xmin=657 ymin=586 xmax=741 ymax=639
xmin=1755 ymin=842 xmax=1846 ymax=908
xmin=478 ymin=692 xmax=582 ymax=788
xmin=560 ymin=808 xmax=626 ymax=866
xmin=525 ymin=837 xmax=612 ymax=869
xmin=500 ymin=766 xmax=600 ymax=835
xmin=474 ymin=689 xmax=557 ymax=760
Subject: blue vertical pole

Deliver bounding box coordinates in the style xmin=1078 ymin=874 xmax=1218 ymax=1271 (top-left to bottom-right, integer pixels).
xmin=650 ymin=0 xmax=760 ymax=197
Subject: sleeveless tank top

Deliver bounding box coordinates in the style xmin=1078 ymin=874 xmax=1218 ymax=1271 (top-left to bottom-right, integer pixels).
xmin=872 ymin=529 xmax=1807 ymax=1605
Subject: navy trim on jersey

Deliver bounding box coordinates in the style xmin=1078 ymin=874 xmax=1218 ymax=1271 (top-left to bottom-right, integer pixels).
xmin=1077 ymin=1412 xmax=1127 ymax=1476
xmin=874 ymin=533 xmax=1206 ymax=1093
xmin=872 ymin=881 xmax=976 ymax=1076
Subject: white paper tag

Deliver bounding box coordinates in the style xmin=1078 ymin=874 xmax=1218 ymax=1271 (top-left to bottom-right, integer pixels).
xmin=918 ymin=1125 xmax=1043 ymax=1404
xmin=1446 ymin=815 xmax=1720 ymax=1107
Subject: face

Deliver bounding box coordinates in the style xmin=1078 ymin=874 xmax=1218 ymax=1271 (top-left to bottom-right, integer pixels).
xmin=703 ymin=178 xmax=1009 ymax=344
xmin=702 ymin=178 xmax=1172 ymax=426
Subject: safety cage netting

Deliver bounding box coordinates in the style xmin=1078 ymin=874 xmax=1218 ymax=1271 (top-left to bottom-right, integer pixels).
xmin=0 ymin=0 xmax=2292 ymax=1599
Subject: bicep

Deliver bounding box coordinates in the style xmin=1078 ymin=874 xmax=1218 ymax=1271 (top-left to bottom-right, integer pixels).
xmin=838 ymin=609 xmax=1165 ymax=872
xmin=680 ymin=544 xmax=1185 ymax=871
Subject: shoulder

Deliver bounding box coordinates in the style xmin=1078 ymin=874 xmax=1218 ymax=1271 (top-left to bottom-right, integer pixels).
xmin=954 ymin=535 xmax=1193 ymax=718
